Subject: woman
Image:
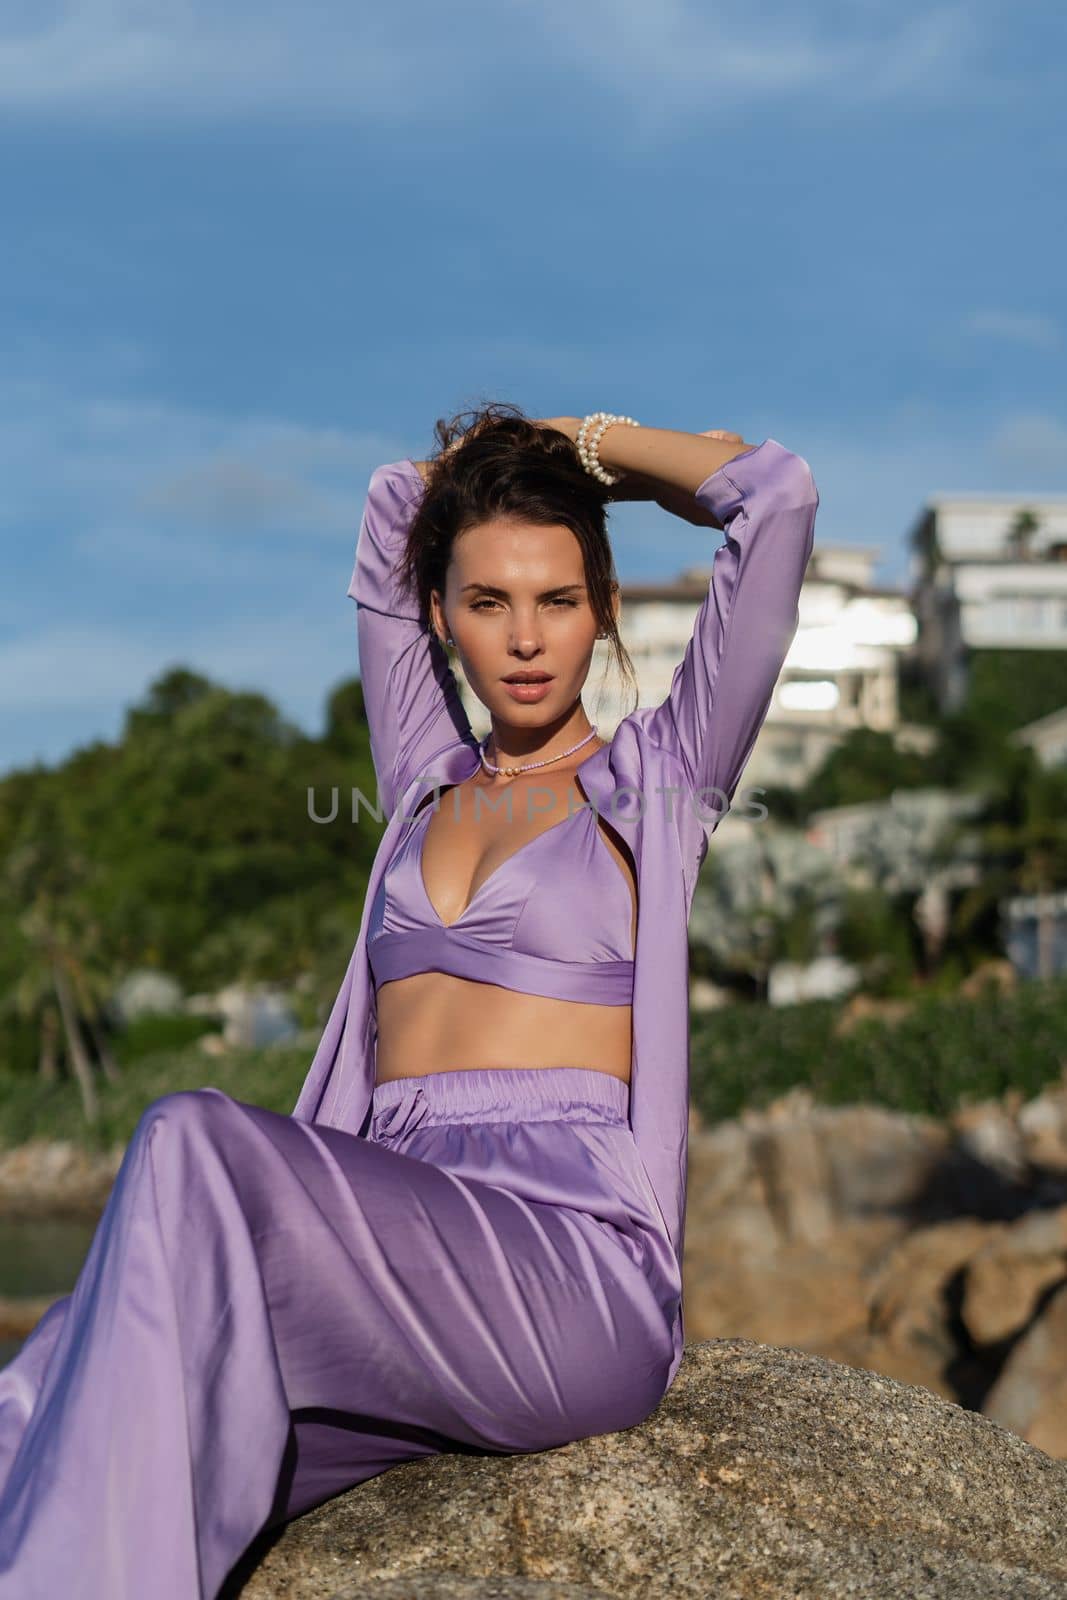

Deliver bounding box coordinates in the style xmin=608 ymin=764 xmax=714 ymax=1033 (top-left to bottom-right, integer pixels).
xmin=0 ymin=405 xmax=819 ymax=1598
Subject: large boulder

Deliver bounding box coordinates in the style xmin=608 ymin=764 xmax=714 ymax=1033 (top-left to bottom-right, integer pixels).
xmin=984 ymin=1280 xmax=1067 ymax=1458
xmin=682 ymin=1084 xmax=1067 ymax=1435
xmin=0 ymin=1140 xmax=123 ymax=1219
xmin=228 ymin=1340 xmax=1067 ymax=1600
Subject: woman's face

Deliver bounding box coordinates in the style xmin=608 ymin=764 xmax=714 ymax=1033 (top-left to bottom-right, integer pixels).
xmin=429 ymin=516 xmax=618 ymax=728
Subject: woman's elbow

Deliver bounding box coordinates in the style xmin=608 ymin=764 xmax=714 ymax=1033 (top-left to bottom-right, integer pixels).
xmin=782 ymin=450 xmax=820 ymax=512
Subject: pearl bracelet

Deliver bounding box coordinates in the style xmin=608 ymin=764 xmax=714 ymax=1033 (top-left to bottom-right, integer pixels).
xmin=576 ymin=412 xmax=641 ymax=486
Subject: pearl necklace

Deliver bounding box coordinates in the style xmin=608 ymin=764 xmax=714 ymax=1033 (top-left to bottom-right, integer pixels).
xmin=478 ymin=725 xmax=599 ymax=778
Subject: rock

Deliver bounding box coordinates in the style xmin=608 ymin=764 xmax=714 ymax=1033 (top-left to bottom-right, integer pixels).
xmin=110 ymin=968 xmax=185 ymax=1023
xmin=832 ymin=993 xmax=914 ymax=1035
xmin=748 ymin=1111 xmax=836 ymax=1246
xmin=984 ymin=1281 xmax=1067 ymax=1458
xmin=681 ymin=1083 xmax=1067 ymax=1444
xmin=811 ymin=1104 xmax=949 ymax=1215
xmin=961 ymin=1207 xmax=1067 ymax=1345
xmin=199 ymin=1032 xmax=233 ymax=1057
xmin=1018 ymin=1073 xmax=1067 ymax=1173
xmin=958 ymin=958 xmax=1017 ymax=998
xmin=230 ymin=1342 xmax=1067 ymax=1600
xmin=684 ymin=1223 xmax=890 ymax=1352
xmin=329 ymin=1582 xmax=612 ymax=1599
xmin=687 ymin=1119 xmax=751 ymax=1212
xmin=688 ymin=976 xmax=732 ymax=1012
xmin=683 ymin=1102 xmax=959 ymax=1370
xmin=0 ymin=1140 xmax=122 ymax=1219
xmin=863 ymin=1217 xmax=994 ymax=1390
xmin=949 ymin=1100 xmax=1029 ymax=1183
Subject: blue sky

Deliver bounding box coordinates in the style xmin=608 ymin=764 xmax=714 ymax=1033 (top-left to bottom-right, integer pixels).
xmin=2 ymin=0 xmax=1064 ymax=775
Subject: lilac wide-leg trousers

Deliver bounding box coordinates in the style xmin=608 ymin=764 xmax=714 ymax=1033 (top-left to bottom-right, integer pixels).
xmin=0 ymin=1065 xmax=681 ymax=1599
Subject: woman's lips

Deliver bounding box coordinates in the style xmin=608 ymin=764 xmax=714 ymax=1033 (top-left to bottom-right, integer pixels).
xmin=502 ymin=677 xmax=554 ymax=702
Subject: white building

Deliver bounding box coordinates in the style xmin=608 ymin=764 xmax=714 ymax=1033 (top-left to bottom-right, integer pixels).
xmin=1002 ymin=890 xmax=1067 ymax=981
xmin=456 ymin=538 xmax=924 ymax=794
xmin=1011 ymin=704 xmax=1067 ymax=769
xmin=909 ymin=492 xmax=1067 ymax=713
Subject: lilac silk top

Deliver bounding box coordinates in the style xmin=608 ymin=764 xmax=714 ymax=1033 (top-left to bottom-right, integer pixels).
xmin=292 ymin=437 xmax=820 ymax=1388
xmin=367 ymin=772 xmax=637 ymax=1004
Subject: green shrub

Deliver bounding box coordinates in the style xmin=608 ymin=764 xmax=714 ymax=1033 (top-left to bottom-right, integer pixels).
xmin=0 ymin=1041 xmax=313 ymax=1151
xmin=690 ymin=974 xmax=1067 ymax=1126
xmin=966 ymin=648 xmax=1067 ymax=733
xmin=4 ymin=977 xmax=1065 ymax=1152
xmin=113 ymin=1011 xmax=221 ymax=1063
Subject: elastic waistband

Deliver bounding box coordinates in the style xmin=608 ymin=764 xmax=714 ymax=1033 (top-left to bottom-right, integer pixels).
xmin=370 ymin=1065 xmax=630 ymax=1129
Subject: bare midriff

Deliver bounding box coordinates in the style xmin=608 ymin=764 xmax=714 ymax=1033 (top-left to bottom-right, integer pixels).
xmin=372 ymin=748 xmax=637 ymax=1088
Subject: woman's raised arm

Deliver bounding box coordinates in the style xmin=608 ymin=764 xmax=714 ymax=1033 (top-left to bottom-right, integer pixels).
xmin=633 ymin=437 xmax=819 ymax=830
xmin=348 ymin=459 xmax=473 ymax=820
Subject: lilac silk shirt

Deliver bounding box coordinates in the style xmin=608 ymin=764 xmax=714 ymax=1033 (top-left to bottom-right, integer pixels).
xmin=292 ymin=438 xmax=820 ymax=1388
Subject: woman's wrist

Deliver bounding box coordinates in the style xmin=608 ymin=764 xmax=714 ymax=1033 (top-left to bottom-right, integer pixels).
xmin=596 ymin=423 xmax=754 ymax=499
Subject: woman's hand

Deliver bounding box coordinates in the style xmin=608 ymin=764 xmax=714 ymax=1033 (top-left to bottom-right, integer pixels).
xmin=530 ymin=416 xmax=582 ymax=444
xmin=530 ymin=421 xmax=748 ymax=529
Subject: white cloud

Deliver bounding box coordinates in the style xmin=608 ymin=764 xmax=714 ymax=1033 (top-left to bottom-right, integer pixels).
xmin=135 ymin=455 xmax=358 ymax=534
xmin=0 ymin=1 xmax=413 ymax=120
xmin=0 ymin=371 xmax=400 ymax=550
xmin=0 ymin=0 xmax=997 ymax=127
xmin=988 ymin=412 xmax=1067 ymax=473
xmin=5 ymin=385 xmax=1065 ymax=776
xmin=531 ymin=0 xmax=983 ymax=111
xmin=962 ymin=310 xmax=1061 ymax=351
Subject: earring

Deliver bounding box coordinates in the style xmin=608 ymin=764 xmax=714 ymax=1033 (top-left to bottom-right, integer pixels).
xmin=446 ymin=635 xmax=454 ymax=646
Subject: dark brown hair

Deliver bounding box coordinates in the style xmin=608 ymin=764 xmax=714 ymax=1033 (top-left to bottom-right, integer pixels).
xmin=397 ymin=400 xmax=639 ymax=718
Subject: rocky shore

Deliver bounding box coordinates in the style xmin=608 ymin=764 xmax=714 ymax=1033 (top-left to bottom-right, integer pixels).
xmin=223 ymin=1341 xmax=1067 ymax=1600
xmin=4 ymin=1067 xmax=1067 ymax=1460
xmin=683 ymin=1063 xmax=1067 ymax=1459
xmin=0 ymin=1137 xmax=124 ymax=1220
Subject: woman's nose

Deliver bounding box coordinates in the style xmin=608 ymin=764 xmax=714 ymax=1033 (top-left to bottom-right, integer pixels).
xmin=508 ymin=623 xmax=545 ymax=652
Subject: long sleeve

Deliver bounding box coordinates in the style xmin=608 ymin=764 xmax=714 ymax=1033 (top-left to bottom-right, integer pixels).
xmin=638 ymin=437 xmax=818 ymax=833
xmin=348 ymin=459 xmax=474 ymax=820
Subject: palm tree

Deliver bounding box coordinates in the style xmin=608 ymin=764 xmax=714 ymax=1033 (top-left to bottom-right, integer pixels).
xmin=1006 ymin=507 xmax=1041 ymax=560
xmin=3 ymin=791 xmax=104 ymax=1124
xmin=944 ymin=755 xmax=1067 ymax=971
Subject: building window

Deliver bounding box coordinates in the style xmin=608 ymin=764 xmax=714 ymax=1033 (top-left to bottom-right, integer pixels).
xmin=1014 ymin=595 xmax=1046 ymax=631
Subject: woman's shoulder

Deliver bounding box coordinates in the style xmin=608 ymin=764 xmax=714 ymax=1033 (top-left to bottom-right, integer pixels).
xmin=580 ymin=715 xmax=693 ymax=833
xmin=598 ymin=709 xmax=693 ymax=778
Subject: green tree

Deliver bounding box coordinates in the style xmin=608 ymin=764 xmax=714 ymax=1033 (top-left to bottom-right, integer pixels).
xmin=1006 ymin=507 xmax=1040 ymax=560
xmin=800 ymin=728 xmax=929 ymax=813
xmin=2 ymin=783 xmax=113 ymax=1122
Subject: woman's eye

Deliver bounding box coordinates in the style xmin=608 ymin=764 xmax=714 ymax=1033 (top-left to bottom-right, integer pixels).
xmin=470 ymin=597 xmax=578 ymax=611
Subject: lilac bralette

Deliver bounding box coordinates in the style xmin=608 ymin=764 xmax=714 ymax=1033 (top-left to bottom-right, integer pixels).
xmin=367 ymin=798 xmax=635 ymax=1005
